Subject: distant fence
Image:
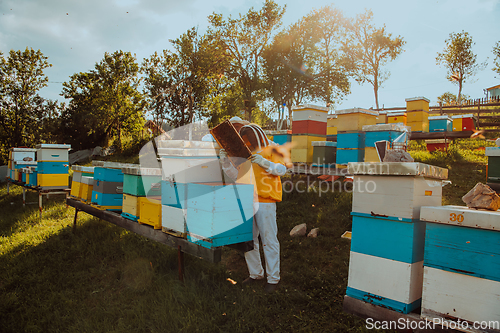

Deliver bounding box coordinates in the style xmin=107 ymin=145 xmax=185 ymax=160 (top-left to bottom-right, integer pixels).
xmin=375 ymin=98 xmax=500 ymax=133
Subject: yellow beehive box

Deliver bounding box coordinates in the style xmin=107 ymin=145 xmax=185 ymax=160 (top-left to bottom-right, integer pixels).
xmin=79 ymin=176 xmax=94 ymax=202
xmin=70 ymin=181 xmax=81 ymax=198
xmin=452 ymin=117 xmax=462 ymax=131
xmin=406 ymin=110 xmax=429 ymax=123
xmin=405 ymin=97 xmax=430 ymax=112
xmin=376 ymin=111 xmax=387 ymax=124
xmin=291 ymin=148 xmax=311 ymax=163
xmin=291 ymin=135 xmax=326 ymax=149
xmin=138 ymin=197 xmax=162 ymax=229
xmin=327 ymin=115 xmax=339 ymax=127
xmin=122 ymin=194 xmax=140 ymax=217
xmin=407 ymin=121 xmax=429 ymax=132
xmin=37 ymin=174 xmax=69 ymax=187
xmin=387 ymin=112 xmax=407 ymax=125
xmin=364 ymin=147 xmax=380 ymax=162
xmin=336 ymin=108 xmax=378 ymax=132
xmin=327 ymin=127 xmax=338 ymax=135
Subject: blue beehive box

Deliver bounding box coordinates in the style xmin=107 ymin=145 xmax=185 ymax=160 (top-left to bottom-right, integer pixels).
xmin=337 ymin=132 xmax=365 ymax=149
xmin=420 ymin=205 xmax=500 ymax=325
xmin=37 ymin=161 xmax=69 ymax=174
xmin=91 ymin=191 xmax=123 ymax=210
xmin=273 ymin=134 xmax=291 ymax=145
xmin=346 ymin=212 xmax=426 ymax=314
xmin=362 ymin=124 xmax=408 ymax=148
xmin=28 ymin=170 xmax=38 ymax=187
xmin=336 ymin=148 xmax=364 ymax=164
xmin=429 ymin=116 xmax=452 ymax=132
xmin=161 ymin=181 xmax=254 ymax=248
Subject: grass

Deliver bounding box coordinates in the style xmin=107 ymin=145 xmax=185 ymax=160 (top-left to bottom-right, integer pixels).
xmin=0 ymin=139 xmax=491 ymax=332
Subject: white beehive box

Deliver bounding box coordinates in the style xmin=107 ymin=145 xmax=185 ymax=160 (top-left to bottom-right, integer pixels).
xmin=158 ymin=140 xmax=222 ymax=183
xmin=348 ymin=162 xmax=448 ymax=220
xmin=35 ymin=144 xmax=71 ymax=162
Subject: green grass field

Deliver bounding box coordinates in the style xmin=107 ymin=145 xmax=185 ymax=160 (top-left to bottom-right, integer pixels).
xmin=0 ymin=139 xmax=493 ymax=332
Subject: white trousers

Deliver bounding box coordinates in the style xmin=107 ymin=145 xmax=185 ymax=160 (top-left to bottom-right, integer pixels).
xmin=245 ymin=202 xmax=280 ymax=284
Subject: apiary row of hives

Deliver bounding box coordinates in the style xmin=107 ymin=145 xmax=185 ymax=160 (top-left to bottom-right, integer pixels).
xmin=69 ymin=140 xmax=254 ymax=250
xmin=7 ymin=144 xmax=71 ymax=189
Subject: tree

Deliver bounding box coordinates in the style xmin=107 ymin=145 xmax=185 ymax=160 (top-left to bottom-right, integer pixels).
xmin=437 ymin=91 xmax=470 ymax=106
xmin=262 ymin=18 xmax=317 ymax=120
xmin=61 ymin=51 xmax=146 ymax=150
xmin=343 ymin=9 xmax=405 ymax=109
xmin=436 ymin=31 xmax=486 ymax=104
xmin=142 ymin=28 xmax=229 ymax=128
xmin=0 ymin=48 xmax=53 ymax=162
xmin=209 ymin=0 xmax=286 ymax=122
xmin=306 ymin=6 xmax=351 ymax=108
xmin=263 ymin=5 xmax=351 ymax=119
xmin=493 ymin=41 xmax=500 ymax=76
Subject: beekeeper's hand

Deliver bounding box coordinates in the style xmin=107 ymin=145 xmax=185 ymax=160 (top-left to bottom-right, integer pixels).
xmin=250 ymin=154 xmax=271 ymax=170
xmin=219 ymin=149 xmax=231 ymax=167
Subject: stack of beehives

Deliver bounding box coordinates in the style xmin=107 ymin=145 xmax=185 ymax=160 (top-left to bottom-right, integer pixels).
xmin=158 ymin=139 xmax=254 ymax=248
xmin=335 ymin=108 xmax=378 ymax=165
xmin=36 ymin=144 xmax=71 ymax=189
xmin=405 ymin=97 xmax=430 ymax=133
xmin=121 ymin=167 xmax=162 ymax=228
xmin=290 ymin=104 xmax=328 ymax=164
xmin=346 ymin=162 xmax=448 ymax=314
xmin=8 ymin=147 xmax=36 ymax=182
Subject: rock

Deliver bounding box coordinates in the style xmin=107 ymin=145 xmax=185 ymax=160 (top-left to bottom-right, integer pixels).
xmin=307 ymin=228 xmax=319 ymax=238
xmin=462 ymin=182 xmax=500 ymax=211
xmin=290 ymin=223 xmax=307 ymax=237
xmin=383 ymin=149 xmax=414 ymax=162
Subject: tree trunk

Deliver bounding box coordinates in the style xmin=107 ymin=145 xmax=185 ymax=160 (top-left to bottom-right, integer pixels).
xmin=373 ymin=81 xmax=379 ymax=110
xmin=458 ymin=80 xmax=463 ymax=105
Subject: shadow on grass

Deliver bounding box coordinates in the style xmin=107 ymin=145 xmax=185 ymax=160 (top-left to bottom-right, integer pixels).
xmin=0 ymin=179 xmax=384 ymax=333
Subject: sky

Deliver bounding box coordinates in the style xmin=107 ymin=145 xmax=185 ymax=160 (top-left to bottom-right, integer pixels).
xmin=1 ymin=0 xmax=499 ymax=116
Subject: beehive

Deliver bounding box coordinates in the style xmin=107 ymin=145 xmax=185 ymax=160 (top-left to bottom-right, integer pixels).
xmin=121 ymin=167 xmax=162 ymax=221
xmin=451 ymin=114 xmax=475 ymax=131
xmin=311 ymin=141 xmax=336 ymax=166
xmin=158 ymin=140 xmax=222 ymax=183
xmin=428 ymin=115 xmax=452 ymax=132
xmin=420 ymin=206 xmax=500 ymax=325
xmin=79 ymin=176 xmax=94 ymax=202
xmin=70 ymin=166 xmax=94 ymax=199
xmin=91 ymin=161 xmax=135 ymax=210
xmin=425 ymin=139 xmax=449 ymax=152
xmin=267 ymin=130 xmax=291 ymax=145
xmin=335 ymin=108 xmax=378 ymax=132
xmin=405 ymin=98 xmax=430 ymax=133
xmin=138 ymin=196 xmax=162 ymax=229
xmin=386 ymin=112 xmax=407 ymax=125
xmin=362 ymin=123 xmax=408 ymax=148
xmin=363 ymin=147 xmax=380 ymax=162
xmin=36 ymin=143 xmax=70 ymax=162
xmin=375 ymin=111 xmax=387 ymax=124
xmin=122 ymin=194 xmax=141 ymax=221
xmin=486 ymin=147 xmax=500 ymax=186
xmin=291 ymin=134 xmax=326 ymax=163
xmin=336 ymin=149 xmax=364 ymax=165
xmin=161 ymin=181 xmax=254 ymax=248
xmin=8 ymin=148 xmax=36 ymax=180
xmin=405 ymin=96 xmax=430 ymax=112
xmin=346 ymin=162 xmax=448 ymax=314
xmin=347 ymin=212 xmax=426 ymax=314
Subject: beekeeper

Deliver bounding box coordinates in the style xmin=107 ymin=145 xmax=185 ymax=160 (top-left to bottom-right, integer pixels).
xmin=219 ymin=124 xmax=287 ymax=293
